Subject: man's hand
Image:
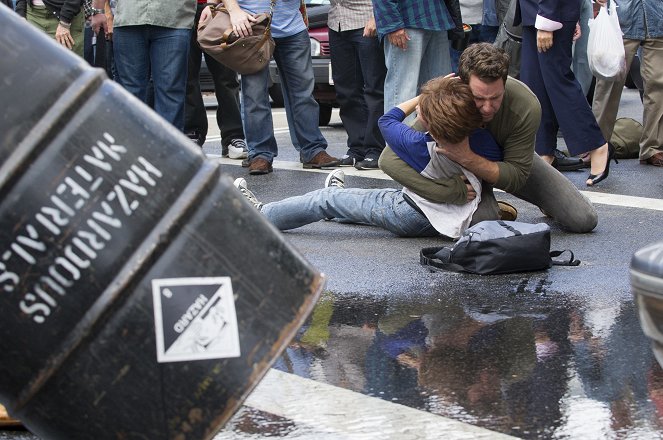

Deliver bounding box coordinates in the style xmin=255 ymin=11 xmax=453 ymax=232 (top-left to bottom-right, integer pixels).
xmin=228 ymin=8 xmax=257 ymax=37
xmin=90 ymin=13 xmax=107 ymax=35
xmin=387 ymin=28 xmax=409 ymax=50
xmin=462 ymin=176 xmax=476 ymax=201
xmin=434 ymin=137 xmax=473 ymax=166
xmin=363 ymin=17 xmax=377 ymax=38
xmin=573 ymin=22 xmax=581 ymax=41
xmin=55 ymin=24 xmax=75 ymax=49
xmin=537 ymin=29 xmax=553 ymax=52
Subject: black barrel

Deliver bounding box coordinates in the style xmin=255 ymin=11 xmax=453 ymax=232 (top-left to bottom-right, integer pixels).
xmin=0 ymin=5 xmax=324 ymax=439
xmin=631 ymin=241 xmax=663 ymax=367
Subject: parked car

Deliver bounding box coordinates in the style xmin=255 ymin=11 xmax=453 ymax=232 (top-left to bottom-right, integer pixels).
xmin=268 ymin=0 xmax=336 ymax=126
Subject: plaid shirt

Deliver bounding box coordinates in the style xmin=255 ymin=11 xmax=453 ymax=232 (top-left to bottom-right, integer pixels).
xmin=371 ymin=0 xmax=454 ymax=40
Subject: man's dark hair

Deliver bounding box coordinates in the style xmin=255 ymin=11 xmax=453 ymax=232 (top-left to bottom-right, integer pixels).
xmin=457 ymin=43 xmax=510 ymax=84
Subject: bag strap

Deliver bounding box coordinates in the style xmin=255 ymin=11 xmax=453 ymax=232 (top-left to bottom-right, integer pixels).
xmin=419 ymin=246 xmax=466 ymax=273
xmin=550 ymin=250 xmax=581 ymax=267
xmin=497 ymin=220 xmax=522 ymax=236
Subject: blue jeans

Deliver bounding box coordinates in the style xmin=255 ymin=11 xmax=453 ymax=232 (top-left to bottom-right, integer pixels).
xmin=329 ymin=28 xmax=386 ymax=160
xmin=113 ymin=26 xmax=191 ymax=131
xmin=261 ymin=187 xmax=438 ymax=237
xmin=241 ymin=30 xmax=328 ymax=163
xmin=383 ymin=28 xmax=451 ymax=121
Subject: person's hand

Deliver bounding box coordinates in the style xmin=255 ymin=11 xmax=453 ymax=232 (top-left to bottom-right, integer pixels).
xmin=595 ymin=0 xmax=607 ymax=5
xmin=105 ymin=14 xmax=113 ymax=41
xmin=461 ymin=176 xmax=477 ymax=201
xmin=229 ymin=8 xmax=257 ymax=38
xmin=200 ymin=5 xmax=214 ymax=23
xmin=434 ymin=137 xmax=473 ymax=166
xmin=536 ymin=29 xmax=553 ymax=52
xmin=363 ymin=17 xmax=377 ymax=37
xmin=387 ymin=28 xmax=410 ymax=50
xmin=89 ymin=13 xmax=107 ymax=35
xmin=572 ymin=22 xmax=581 ymax=41
xmin=55 ymin=24 xmax=75 ymax=49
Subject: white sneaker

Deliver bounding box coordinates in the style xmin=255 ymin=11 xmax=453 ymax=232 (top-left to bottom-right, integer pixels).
xmin=227 ymin=139 xmax=248 ymax=159
xmin=324 ymin=169 xmax=345 ymax=189
xmin=233 ymin=178 xmax=263 ymax=210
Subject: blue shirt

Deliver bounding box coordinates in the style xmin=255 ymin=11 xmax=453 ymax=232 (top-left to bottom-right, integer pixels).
xmin=371 ymin=0 xmax=455 ymax=41
xmin=239 ymin=0 xmax=307 ymax=38
xmin=615 ymin=0 xmax=663 ymax=40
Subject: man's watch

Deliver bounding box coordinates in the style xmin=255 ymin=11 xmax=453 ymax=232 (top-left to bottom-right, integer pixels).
xmin=91 ymin=7 xmax=105 ymax=15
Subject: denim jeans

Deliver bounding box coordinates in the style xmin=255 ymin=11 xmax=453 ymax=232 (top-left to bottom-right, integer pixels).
xmin=113 ymin=25 xmax=191 ymax=131
xmin=383 ymin=28 xmax=451 ymax=121
xmin=241 ymin=30 xmax=328 ymax=164
xmin=262 ymin=187 xmax=439 ymax=237
xmin=329 ymin=28 xmax=386 ymax=160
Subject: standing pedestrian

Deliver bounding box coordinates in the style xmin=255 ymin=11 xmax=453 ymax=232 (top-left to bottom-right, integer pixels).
xmin=329 ymin=0 xmax=387 ymax=170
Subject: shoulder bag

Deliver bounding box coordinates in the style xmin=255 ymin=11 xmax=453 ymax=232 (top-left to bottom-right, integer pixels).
xmin=197 ymin=0 xmax=276 ymax=75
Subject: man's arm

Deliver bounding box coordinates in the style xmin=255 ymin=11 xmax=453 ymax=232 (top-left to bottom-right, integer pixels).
xmin=378 ymin=147 xmax=469 ymax=205
xmin=90 ymin=0 xmax=108 ymax=34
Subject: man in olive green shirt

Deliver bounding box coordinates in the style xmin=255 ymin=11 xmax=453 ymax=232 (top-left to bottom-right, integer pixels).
xmin=112 ymin=0 xmax=197 ymax=132
xmin=379 ymin=43 xmax=597 ymax=233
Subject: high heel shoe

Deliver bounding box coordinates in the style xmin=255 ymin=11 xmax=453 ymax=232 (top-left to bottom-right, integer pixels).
xmin=586 ymin=143 xmax=618 ymax=186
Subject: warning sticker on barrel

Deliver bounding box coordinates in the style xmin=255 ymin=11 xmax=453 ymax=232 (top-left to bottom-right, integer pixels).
xmin=152 ymin=277 xmax=240 ymax=363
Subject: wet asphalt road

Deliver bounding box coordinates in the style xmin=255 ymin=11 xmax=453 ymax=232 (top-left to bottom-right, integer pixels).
xmin=4 ymin=88 xmax=663 ymax=439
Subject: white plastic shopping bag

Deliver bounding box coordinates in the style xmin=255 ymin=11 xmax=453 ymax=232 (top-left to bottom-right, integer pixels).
xmin=587 ymin=0 xmax=626 ymax=81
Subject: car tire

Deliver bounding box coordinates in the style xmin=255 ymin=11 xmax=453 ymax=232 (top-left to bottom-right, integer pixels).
xmin=269 ymin=83 xmax=284 ymax=107
xmin=318 ymin=104 xmax=332 ymax=126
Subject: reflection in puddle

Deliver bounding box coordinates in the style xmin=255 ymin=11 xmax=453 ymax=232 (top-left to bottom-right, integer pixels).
xmin=259 ymin=290 xmax=663 ymax=439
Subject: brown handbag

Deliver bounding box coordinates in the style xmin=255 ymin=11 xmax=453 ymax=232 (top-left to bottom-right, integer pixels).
xmin=197 ymin=1 xmax=276 ymax=75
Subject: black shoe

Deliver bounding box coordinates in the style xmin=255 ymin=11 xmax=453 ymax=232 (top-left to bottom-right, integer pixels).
xmin=339 ymin=154 xmax=357 ymax=166
xmin=587 ymin=143 xmax=618 ymax=186
xmin=551 ymin=149 xmax=584 ymax=171
xmin=355 ymin=157 xmax=379 ymax=170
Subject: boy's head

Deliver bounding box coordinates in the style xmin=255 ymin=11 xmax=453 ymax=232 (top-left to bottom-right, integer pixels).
xmin=457 ymin=43 xmax=510 ymax=85
xmin=417 ymin=77 xmax=483 ymax=144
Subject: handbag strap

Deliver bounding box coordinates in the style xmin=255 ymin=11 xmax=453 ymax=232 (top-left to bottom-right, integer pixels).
xmin=550 ymin=250 xmax=581 ymax=267
xmin=419 ymin=246 xmax=465 ymax=273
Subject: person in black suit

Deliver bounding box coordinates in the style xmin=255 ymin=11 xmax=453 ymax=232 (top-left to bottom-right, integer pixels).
xmin=515 ymin=0 xmax=614 ymax=186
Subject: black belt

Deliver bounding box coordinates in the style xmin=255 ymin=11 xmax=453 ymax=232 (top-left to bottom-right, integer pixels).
xmin=402 ymin=193 xmax=425 ymax=216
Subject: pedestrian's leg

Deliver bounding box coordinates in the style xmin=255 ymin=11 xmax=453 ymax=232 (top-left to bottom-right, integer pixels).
xmin=113 ymin=26 xmax=150 ymax=103
xmin=419 ymin=29 xmax=452 ymax=87
xmin=383 ymin=29 xmax=424 ymax=123
xmin=207 ymin=59 xmax=244 ymax=148
xmin=274 ymin=30 xmax=328 ymax=162
xmin=184 ymin=6 xmax=208 ymax=145
xmin=513 ymin=154 xmax=598 ymax=233
xmin=149 ymin=27 xmax=190 ymax=131
xmin=356 ymin=30 xmax=387 ymax=160
xmin=592 ymin=39 xmax=638 ymax=141
xmin=241 ymin=66 xmax=278 ymax=163
xmin=637 ymin=37 xmax=663 ymax=162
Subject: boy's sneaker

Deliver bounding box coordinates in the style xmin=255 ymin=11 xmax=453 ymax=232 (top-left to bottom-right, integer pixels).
xmin=339 ymin=155 xmax=356 ymax=166
xmin=324 ymin=169 xmax=345 ymax=189
xmin=355 ymin=157 xmax=378 ymax=170
xmin=226 ymin=139 xmax=248 ymax=159
xmin=233 ymin=178 xmax=263 ymax=210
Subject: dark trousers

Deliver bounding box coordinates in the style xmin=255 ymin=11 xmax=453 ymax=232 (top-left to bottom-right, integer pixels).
xmin=329 ymin=28 xmax=386 ymax=160
xmin=185 ymin=3 xmax=244 ymax=147
xmin=520 ymin=23 xmax=604 ymax=156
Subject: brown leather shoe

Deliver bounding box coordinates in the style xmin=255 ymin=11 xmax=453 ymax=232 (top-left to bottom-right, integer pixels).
xmin=302 ymin=151 xmax=341 ymax=169
xmin=640 ymin=152 xmax=663 ymax=167
xmin=248 ymin=157 xmax=273 ymax=175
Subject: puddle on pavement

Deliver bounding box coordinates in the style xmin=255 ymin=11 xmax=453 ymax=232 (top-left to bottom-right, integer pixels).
xmin=219 ymin=289 xmax=663 ymax=439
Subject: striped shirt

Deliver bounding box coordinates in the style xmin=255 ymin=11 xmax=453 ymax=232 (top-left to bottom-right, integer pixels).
xmin=371 ymin=0 xmax=454 ymax=40
xmin=328 ymin=0 xmax=374 ymax=33
xmin=238 ymin=0 xmax=306 ymax=38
